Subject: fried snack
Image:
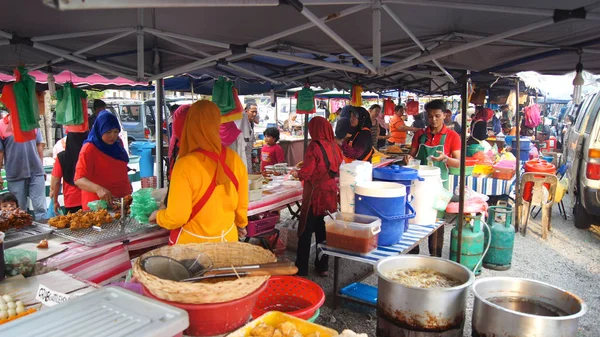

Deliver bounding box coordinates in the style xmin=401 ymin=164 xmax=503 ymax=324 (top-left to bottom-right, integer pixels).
xmin=37 ymin=239 xmax=49 ymax=249
xmin=277 ymin=322 xmax=297 ymax=336
xmin=296 ymin=161 xmax=304 ymax=168
xmin=48 ymin=209 xmax=115 ymax=230
xmin=250 ymin=323 xmax=275 ymax=337
xmin=386 ymin=145 xmax=403 ymax=153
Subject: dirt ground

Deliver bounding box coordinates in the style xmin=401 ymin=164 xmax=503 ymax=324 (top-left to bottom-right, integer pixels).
xmin=280 ymin=196 xmax=600 ymax=337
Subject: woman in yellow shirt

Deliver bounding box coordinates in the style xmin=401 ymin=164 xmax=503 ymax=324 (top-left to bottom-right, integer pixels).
xmin=149 ymin=100 xmax=249 ymax=244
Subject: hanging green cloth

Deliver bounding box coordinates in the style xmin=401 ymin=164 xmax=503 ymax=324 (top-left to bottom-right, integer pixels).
xmin=55 ymin=82 xmax=87 ymax=125
xmin=296 ymin=87 xmax=315 ymax=112
xmin=212 ymin=77 xmax=235 ymax=115
xmin=12 ymin=66 xmax=39 ymax=131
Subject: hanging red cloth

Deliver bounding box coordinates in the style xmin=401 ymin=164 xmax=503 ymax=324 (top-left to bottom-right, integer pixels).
xmin=383 ymin=98 xmax=395 ymax=116
xmin=406 ymin=100 xmax=419 ymax=116
xmin=350 ymin=85 xmax=363 ymax=107
xmin=0 ymin=84 xmax=36 ymax=143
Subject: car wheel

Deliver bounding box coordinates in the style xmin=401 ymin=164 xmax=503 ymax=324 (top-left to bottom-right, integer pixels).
xmin=574 ymin=199 xmax=594 ymax=229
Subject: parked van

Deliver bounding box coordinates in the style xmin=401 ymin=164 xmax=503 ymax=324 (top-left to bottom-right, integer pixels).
xmin=563 ymin=91 xmax=600 ymax=229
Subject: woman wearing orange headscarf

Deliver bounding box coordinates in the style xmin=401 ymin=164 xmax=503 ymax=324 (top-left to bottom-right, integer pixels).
xmin=291 ymin=116 xmax=342 ymax=276
xmin=149 ymin=100 xmax=249 ymax=244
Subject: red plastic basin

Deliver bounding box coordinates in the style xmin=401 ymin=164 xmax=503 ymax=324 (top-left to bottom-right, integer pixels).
xmin=252 ymin=276 xmax=325 ymax=320
xmin=523 ymin=159 xmax=556 ymax=201
xmin=142 ymin=281 xmax=267 ymax=337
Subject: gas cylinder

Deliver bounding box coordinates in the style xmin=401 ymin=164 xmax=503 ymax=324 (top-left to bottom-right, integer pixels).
xmin=450 ymin=213 xmax=485 ymax=275
xmin=483 ymin=206 xmax=515 ymax=270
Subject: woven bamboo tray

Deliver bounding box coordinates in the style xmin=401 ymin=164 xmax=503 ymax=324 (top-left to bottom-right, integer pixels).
xmin=133 ymin=242 xmax=276 ymax=304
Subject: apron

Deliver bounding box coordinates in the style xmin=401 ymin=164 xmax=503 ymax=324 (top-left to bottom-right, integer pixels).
xmin=168 ymin=148 xmax=239 ymax=245
xmin=343 ymin=127 xmax=374 ymax=163
xmin=416 ymin=132 xmax=449 ymax=189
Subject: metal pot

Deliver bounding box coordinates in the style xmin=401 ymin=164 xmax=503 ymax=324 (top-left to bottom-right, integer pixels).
xmin=375 ymin=255 xmax=475 ymax=336
xmin=472 ymin=277 xmax=587 ymax=337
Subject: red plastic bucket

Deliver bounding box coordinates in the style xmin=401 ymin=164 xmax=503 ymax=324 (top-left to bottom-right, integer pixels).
xmin=142 ymin=281 xmax=267 ymax=336
xmin=252 ymin=276 xmax=325 ymax=320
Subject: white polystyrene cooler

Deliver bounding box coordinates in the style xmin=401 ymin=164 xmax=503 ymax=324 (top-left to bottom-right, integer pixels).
xmin=0 ymin=287 xmax=189 ymax=337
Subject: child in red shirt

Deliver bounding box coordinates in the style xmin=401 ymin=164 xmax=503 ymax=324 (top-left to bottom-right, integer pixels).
xmin=261 ymin=127 xmax=285 ymax=171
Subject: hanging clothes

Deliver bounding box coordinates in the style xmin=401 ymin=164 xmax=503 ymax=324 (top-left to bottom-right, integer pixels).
xmin=406 ymin=100 xmax=419 ymax=116
xmin=212 ymin=77 xmax=236 ymax=115
xmin=221 ymin=87 xmax=244 ymax=123
xmin=295 ymin=87 xmax=316 ymax=114
xmin=350 ymin=85 xmax=363 ymax=107
xmin=0 ymin=84 xmax=36 ymax=143
xmin=12 ymin=66 xmax=39 ymax=132
xmin=383 ymin=98 xmax=395 ymax=116
xmin=56 ymin=82 xmax=86 ymax=125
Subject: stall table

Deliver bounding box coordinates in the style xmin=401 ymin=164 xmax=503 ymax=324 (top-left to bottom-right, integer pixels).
xmin=319 ymin=221 xmax=444 ymax=309
xmin=448 ymin=174 xmax=515 ymax=196
xmin=248 ymin=187 xmax=303 ymax=217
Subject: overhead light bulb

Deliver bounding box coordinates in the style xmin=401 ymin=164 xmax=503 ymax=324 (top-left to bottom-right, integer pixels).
xmin=572 ymin=60 xmax=584 ymax=105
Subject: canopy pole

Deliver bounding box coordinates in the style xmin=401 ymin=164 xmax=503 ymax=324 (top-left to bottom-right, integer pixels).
xmin=148 ymin=50 xmax=233 ymax=81
xmin=382 ymin=18 xmax=556 ymax=75
xmin=383 ymin=0 xmax=599 ymax=20
xmin=457 ymin=70 xmax=470 ymax=264
xmin=137 ymin=9 xmax=145 ymax=80
xmin=381 ymin=4 xmax=456 ymax=83
xmin=222 ymin=63 xmax=281 ymax=84
xmin=292 ymin=0 xmax=377 ymax=73
xmin=31 ymin=42 xmax=138 ymax=81
xmin=155 ymin=78 xmax=165 ymax=188
xmin=514 ymin=79 xmax=521 ymax=233
xmin=373 ymin=0 xmax=382 ymax=69
xmin=31 ymin=27 xmax=133 ymax=42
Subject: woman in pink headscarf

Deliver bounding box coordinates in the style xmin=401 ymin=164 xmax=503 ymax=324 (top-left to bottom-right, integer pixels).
xmin=168 ymin=105 xmax=190 ymax=181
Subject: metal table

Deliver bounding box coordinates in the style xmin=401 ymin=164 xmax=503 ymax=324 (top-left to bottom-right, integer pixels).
xmin=319 ymin=221 xmax=444 ymax=309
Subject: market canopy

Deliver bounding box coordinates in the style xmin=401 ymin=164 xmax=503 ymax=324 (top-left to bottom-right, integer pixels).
xmin=2 ymin=0 xmax=600 ymax=94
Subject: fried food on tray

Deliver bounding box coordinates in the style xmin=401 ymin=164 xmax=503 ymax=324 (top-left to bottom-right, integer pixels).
xmin=386 ymin=145 xmax=403 ymax=154
xmin=36 ymin=239 xmax=49 ymax=249
xmin=48 ymin=209 xmax=115 ymax=230
xmin=250 ymin=321 xmax=307 ymax=337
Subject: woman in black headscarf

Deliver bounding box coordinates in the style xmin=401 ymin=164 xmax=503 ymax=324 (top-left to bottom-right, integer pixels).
xmin=340 ymin=106 xmax=374 ymax=163
xmin=50 ymin=132 xmax=88 ymax=214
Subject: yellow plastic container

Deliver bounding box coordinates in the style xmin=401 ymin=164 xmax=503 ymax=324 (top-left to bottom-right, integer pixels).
xmin=473 ymin=164 xmax=493 ymax=177
xmin=228 ymin=311 xmax=339 ymax=337
xmin=372 ymin=153 xmax=382 ymax=164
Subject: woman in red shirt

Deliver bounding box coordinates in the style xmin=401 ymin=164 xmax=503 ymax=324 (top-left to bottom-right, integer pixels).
xmin=75 ymin=111 xmax=132 ymax=210
xmin=51 ymin=132 xmax=87 ymax=214
xmin=291 ymin=116 xmax=342 ymax=277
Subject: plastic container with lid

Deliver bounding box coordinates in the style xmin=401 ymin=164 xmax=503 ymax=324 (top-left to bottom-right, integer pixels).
xmin=473 ymin=164 xmax=494 ymax=177
xmin=523 ymin=159 xmax=556 ymax=201
xmin=492 ymin=166 xmax=515 ymax=180
xmin=373 ymin=165 xmax=420 ymax=195
xmin=325 ymin=212 xmax=381 ymax=254
xmin=450 ymin=166 xmax=474 ymax=176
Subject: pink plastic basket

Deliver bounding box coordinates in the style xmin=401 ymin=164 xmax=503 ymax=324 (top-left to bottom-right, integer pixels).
xmin=247 ymin=212 xmax=279 ymax=237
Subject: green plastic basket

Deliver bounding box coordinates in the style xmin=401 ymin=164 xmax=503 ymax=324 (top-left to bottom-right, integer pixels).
xmin=450 ymin=166 xmax=473 ymax=176
xmin=307 ymin=308 xmax=320 ymax=323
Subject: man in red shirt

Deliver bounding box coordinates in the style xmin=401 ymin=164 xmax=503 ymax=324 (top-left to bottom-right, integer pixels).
xmin=408 ymin=99 xmax=461 ymax=257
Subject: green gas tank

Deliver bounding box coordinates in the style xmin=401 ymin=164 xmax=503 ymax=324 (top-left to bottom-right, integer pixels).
xmin=450 ymin=213 xmax=485 ymax=275
xmin=483 ymin=206 xmax=514 ymax=270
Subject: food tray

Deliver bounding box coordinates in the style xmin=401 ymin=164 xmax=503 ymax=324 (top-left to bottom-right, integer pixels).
xmin=0 ymin=287 xmax=189 ymax=337
xmin=229 ymin=311 xmax=338 ymax=337
xmin=3 ymin=222 xmax=54 ymax=249
xmin=52 ymin=218 xmax=159 ymax=247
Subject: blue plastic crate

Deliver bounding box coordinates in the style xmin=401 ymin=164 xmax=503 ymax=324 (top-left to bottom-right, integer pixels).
xmin=339 ymin=282 xmax=378 ymax=306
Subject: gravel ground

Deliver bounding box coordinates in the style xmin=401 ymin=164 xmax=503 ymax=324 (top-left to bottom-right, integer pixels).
xmin=280 ymin=195 xmax=600 ymax=337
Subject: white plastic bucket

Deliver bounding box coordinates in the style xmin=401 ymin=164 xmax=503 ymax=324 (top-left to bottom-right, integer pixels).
xmin=410 ymin=165 xmax=442 ymax=225
xmin=340 ymin=161 xmax=373 ymax=213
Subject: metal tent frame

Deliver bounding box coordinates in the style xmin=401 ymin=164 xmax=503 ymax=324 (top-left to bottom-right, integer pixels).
xmin=2 ymin=0 xmax=599 ymax=239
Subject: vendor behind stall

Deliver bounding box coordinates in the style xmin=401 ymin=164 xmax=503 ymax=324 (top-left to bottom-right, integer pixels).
xmin=340 ymin=107 xmax=373 ymax=163
xmin=369 ymin=104 xmax=389 ymax=150
xmin=51 ymin=132 xmax=87 ymax=214
xmin=75 ymin=111 xmax=132 ymax=210
xmin=149 ymin=100 xmax=249 ymax=245
xmin=388 ymin=104 xmax=421 ymax=145
xmin=291 ymin=116 xmax=342 ymax=277
xmin=408 ymin=99 xmax=461 ymax=257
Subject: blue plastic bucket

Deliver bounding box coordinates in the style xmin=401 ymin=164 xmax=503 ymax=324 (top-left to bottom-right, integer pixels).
xmin=130 ymin=141 xmax=155 ymax=178
xmin=354 ymin=182 xmax=416 ymax=246
xmin=373 ymin=165 xmax=421 ymax=232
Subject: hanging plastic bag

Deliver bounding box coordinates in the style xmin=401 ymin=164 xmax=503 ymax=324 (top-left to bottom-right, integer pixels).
xmin=87 ymin=200 xmax=108 ymax=211
xmin=65 ymin=97 xmax=90 ymax=132
xmin=350 ymin=85 xmax=363 ymax=107
xmin=0 ymin=85 xmax=37 ymax=143
xmin=296 ymin=87 xmax=316 ymax=113
xmin=12 ymin=66 xmax=39 ymax=132
xmin=130 ymin=188 xmax=159 ymax=223
xmin=212 ymin=77 xmax=235 ymax=115
xmin=55 ymin=83 xmax=86 ymax=126
xmin=383 ymin=98 xmax=395 ymax=116
xmin=406 ymin=100 xmax=419 ymax=116
xmin=524 ymin=103 xmax=541 ymax=128
xmin=432 ymin=186 xmax=453 ymax=211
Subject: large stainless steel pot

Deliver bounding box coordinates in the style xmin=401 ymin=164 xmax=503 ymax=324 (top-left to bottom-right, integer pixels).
xmin=375 ymin=255 xmax=475 ymax=336
xmin=472 ymin=277 xmax=587 ymax=337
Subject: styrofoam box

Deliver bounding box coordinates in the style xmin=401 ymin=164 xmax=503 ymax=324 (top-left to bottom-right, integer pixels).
xmin=0 ymin=287 xmax=189 ymax=337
